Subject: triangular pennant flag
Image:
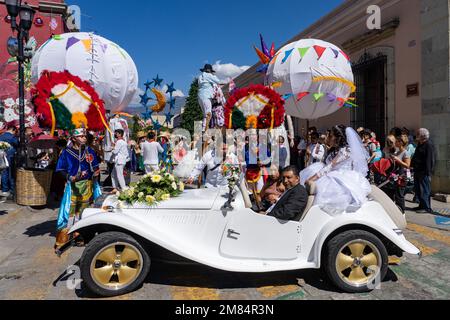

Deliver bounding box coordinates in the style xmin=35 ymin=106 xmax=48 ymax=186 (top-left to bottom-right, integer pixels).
xmin=327 ymin=93 xmax=337 ymax=102
xmin=281 ymin=49 xmax=294 ymax=64
xmin=271 ymin=82 xmax=283 ymax=88
xmin=100 ymin=43 xmax=108 ymax=53
xmin=66 ymin=37 xmax=80 ymax=50
xmin=282 ymin=93 xmax=294 ymax=100
xmin=331 ymin=49 xmax=339 ymax=58
xmin=298 ymin=47 xmax=310 ymax=61
xmin=337 ymin=97 xmax=346 ymax=107
xmin=81 ymin=39 xmax=93 ymax=53
xmin=52 ymin=35 xmax=63 ymax=40
xmin=313 ymin=93 xmax=325 ymax=101
xmin=313 ymin=45 xmax=327 ymax=60
xmin=297 ymin=92 xmax=309 ymax=101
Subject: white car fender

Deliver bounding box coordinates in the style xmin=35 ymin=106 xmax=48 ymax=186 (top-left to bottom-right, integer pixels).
xmin=310 ymin=209 xmax=420 ymax=267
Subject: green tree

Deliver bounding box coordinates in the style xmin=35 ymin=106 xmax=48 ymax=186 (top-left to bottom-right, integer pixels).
xmin=180 ymin=79 xmax=203 ymax=135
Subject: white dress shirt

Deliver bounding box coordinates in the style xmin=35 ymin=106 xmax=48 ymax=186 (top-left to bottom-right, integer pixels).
xmin=307 ymin=143 xmax=326 ymax=166
xmin=141 ymin=141 xmax=164 ymax=166
xmin=112 ymin=139 xmax=129 ymax=165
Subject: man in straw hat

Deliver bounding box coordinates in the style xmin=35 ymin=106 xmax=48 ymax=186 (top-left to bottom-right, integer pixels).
xmin=198 ymin=64 xmax=223 ymax=132
xmin=54 ymin=127 xmax=101 ymax=250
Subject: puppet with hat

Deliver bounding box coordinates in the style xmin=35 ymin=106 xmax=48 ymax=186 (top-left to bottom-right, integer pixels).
xmin=31 ymin=70 xmax=107 ymax=251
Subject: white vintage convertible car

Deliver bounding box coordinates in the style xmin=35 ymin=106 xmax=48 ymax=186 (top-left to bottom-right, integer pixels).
xmin=64 ymin=181 xmax=421 ymax=297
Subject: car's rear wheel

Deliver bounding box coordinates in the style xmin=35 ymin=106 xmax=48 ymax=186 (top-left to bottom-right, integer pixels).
xmin=323 ymin=230 xmax=388 ymax=293
xmin=80 ymin=232 xmax=150 ymax=297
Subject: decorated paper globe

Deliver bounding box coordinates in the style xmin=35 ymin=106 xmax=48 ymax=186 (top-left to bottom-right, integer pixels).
xmin=266 ymin=39 xmax=355 ymax=120
xmin=31 ymin=32 xmax=139 ymax=112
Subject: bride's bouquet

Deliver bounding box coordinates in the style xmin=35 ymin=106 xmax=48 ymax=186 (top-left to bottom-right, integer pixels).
xmin=118 ymin=169 xmax=184 ymax=206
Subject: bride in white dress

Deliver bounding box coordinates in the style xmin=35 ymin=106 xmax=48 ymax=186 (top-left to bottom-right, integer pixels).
xmin=300 ymin=125 xmax=372 ymax=215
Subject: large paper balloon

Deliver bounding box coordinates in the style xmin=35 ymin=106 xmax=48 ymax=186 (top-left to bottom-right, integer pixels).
xmin=31 ymin=32 xmax=138 ymax=112
xmin=266 ymin=39 xmax=355 ymax=120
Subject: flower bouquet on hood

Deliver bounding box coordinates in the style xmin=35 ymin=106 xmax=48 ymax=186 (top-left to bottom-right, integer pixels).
xmin=117 ymin=169 xmax=184 ymax=207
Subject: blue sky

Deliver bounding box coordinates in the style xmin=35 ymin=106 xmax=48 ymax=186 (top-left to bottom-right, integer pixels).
xmin=69 ymin=0 xmax=344 ymax=99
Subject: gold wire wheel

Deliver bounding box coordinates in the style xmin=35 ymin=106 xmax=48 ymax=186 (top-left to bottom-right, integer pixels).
xmin=336 ymin=240 xmax=382 ymax=288
xmin=90 ymin=242 xmax=143 ymax=291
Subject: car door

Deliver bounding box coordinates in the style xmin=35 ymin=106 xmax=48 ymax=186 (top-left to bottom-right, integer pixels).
xmin=219 ymin=209 xmax=301 ymax=261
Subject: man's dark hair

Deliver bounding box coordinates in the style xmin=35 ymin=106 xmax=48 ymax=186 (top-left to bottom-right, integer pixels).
xmin=115 ymin=129 xmax=124 ymax=137
xmin=283 ymin=165 xmax=299 ymax=177
xmin=363 ymin=130 xmax=372 ymax=138
xmin=311 ymin=132 xmax=319 ymax=140
xmin=148 ymin=132 xmax=155 ymax=140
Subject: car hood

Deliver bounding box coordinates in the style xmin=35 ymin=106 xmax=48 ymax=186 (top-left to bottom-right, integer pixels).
xmin=103 ymin=188 xmax=223 ymax=210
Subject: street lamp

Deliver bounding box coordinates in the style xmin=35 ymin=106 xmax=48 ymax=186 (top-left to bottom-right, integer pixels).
xmin=4 ymin=0 xmax=35 ymax=168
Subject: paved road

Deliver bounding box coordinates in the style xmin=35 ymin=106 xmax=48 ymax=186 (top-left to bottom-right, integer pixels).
xmin=0 ymin=194 xmax=449 ymax=300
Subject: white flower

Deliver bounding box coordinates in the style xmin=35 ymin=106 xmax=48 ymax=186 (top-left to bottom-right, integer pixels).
xmin=117 ymin=201 xmax=124 ymax=209
xmin=179 ymin=182 xmax=185 ymax=192
xmin=116 ymin=191 xmax=121 ymax=196
xmin=161 ymin=194 xmax=171 ymax=201
xmin=172 ymin=182 xmax=178 ymax=190
xmin=3 ymin=98 xmax=15 ymax=107
xmin=138 ymin=192 xmax=144 ymax=198
xmin=145 ymin=195 xmax=155 ymax=203
xmin=169 ymin=175 xmax=175 ymax=182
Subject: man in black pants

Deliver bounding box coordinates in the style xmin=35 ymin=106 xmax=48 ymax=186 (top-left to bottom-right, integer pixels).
xmin=411 ymin=128 xmax=436 ymax=214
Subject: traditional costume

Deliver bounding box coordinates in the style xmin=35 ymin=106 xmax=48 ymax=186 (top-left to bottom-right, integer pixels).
xmin=55 ymin=128 xmax=102 ymax=249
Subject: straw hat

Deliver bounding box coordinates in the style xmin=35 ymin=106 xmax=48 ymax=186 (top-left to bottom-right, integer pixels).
xmin=137 ymin=131 xmax=146 ymax=139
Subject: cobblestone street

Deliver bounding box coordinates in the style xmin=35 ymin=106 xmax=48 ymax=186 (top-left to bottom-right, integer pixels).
xmin=0 ymin=193 xmax=449 ymax=300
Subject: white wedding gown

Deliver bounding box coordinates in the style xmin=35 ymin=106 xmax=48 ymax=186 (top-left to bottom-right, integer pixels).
xmin=300 ymin=147 xmax=372 ymax=215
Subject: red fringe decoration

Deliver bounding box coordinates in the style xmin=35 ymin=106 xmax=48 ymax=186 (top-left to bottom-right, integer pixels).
xmin=225 ymin=84 xmax=285 ymax=130
xmin=31 ymin=70 xmax=107 ymax=132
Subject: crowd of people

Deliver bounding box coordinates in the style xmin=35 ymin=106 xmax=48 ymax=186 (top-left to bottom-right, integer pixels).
xmin=0 ymin=113 xmax=438 ymax=219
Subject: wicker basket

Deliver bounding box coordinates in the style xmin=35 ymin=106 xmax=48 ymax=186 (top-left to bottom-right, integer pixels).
xmin=16 ymin=169 xmax=53 ymax=206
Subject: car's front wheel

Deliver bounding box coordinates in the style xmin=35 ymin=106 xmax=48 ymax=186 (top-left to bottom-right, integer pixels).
xmin=323 ymin=230 xmax=388 ymax=293
xmin=80 ymin=232 xmax=150 ymax=297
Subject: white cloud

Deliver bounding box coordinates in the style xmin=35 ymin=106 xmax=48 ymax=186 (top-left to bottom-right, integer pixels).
xmin=159 ymin=85 xmax=185 ymax=98
xmin=212 ymin=61 xmax=250 ymax=82
xmin=129 ymin=88 xmax=145 ymax=107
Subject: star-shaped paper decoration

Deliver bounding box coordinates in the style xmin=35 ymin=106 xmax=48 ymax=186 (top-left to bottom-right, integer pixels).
xmin=144 ymin=80 xmax=154 ymax=91
xmin=169 ymin=97 xmax=176 ymax=109
xmin=166 ymin=82 xmax=176 ymax=95
xmin=153 ymin=75 xmax=164 ymax=87
xmin=152 ymin=119 xmax=162 ymax=131
xmin=140 ymin=93 xmax=150 ymax=106
xmin=141 ymin=109 xmax=154 ymax=120
xmin=165 ymin=112 xmax=174 ymax=124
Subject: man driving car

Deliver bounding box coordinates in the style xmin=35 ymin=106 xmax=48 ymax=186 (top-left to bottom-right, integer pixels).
xmin=263 ymin=166 xmax=308 ymax=221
